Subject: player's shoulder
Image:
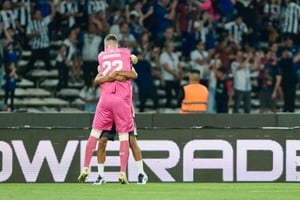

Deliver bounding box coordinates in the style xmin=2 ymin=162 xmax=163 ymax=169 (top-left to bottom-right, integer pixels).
xmin=98 ymin=51 xmax=105 ymax=57
xmin=118 ymin=48 xmax=131 ymax=54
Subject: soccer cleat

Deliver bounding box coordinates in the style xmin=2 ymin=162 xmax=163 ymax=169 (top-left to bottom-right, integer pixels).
xmin=94 ymin=175 xmax=106 ymax=185
xmin=118 ymin=172 xmax=128 ymax=184
xmin=137 ymin=173 xmax=148 ymax=184
xmin=77 ymin=170 xmax=88 ymax=183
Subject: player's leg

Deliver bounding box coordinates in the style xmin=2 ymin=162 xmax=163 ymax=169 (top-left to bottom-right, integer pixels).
xmin=95 ymin=125 xmax=117 ymax=185
xmin=118 ymin=132 xmax=130 ymax=184
xmin=94 ymin=135 xmax=108 ymax=185
xmin=113 ymin=97 xmax=133 ymax=184
xmin=129 ymin=123 xmax=148 ymax=184
xmin=78 ymin=128 xmax=102 ymax=183
xmin=78 ymin=100 xmax=112 ymax=183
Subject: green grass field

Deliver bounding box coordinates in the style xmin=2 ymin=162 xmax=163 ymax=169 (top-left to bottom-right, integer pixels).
xmin=0 ymin=183 xmax=299 ymax=200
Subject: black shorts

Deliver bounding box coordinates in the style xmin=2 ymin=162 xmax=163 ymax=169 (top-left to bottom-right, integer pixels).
xmin=100 ymin=122 xmax=137 ymax=141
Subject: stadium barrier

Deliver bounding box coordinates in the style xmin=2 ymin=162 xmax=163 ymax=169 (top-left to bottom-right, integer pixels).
xmin=0 ymin=113 xmax=300 ymax=183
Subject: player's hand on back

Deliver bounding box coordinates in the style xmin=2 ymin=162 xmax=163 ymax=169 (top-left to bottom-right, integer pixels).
xmin=131 ymin=55 xmax=138 ymax=65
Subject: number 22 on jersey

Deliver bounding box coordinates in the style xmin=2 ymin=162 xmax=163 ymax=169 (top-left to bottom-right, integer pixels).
xmin=101 ymin=60 xmax=123 ymax=76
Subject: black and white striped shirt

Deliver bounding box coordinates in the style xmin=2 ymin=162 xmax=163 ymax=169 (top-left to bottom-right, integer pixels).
xmin=12 ymin=0 xmax=31 ymax=26
xmin=56 ymin=38 xmax=76 ymax=64
xmin=224 ymin=21 xmax=248 ymax=44
xmin=26 ymin=16 xmax=51 ymax=49
xmin=59 ymin=1 xmax=78 ymax=28
xmin=283 ymin=2 xmax=300 ymax=34
xmin=0 ymin=9 xmax=17 ymax=30
xmin=263 ymin=3 xmax=281 ymax=21
xmin=87 ymin=0 xmax=108 ymax=15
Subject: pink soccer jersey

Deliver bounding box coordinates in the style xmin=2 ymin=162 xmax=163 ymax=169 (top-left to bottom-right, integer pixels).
xmin=97 ymin=47 xmax=132 ymax=99
xmin=92 ymin=47 xmax=134 ymax=133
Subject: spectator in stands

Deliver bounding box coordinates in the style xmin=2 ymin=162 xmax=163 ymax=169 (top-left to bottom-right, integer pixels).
xmin=194 ymin=11 xmax=217 ymax=51
xmin=140 ymin=0 xmax=154 ymax=31
xmin=59 ymin=0 xmax=83 ymax=38
xmin=2 ymin=28 xmax=20 ymax=70
xmin=0 ymin=0 xmax=24 ymax=35
xmin=215 ymin=33 xmax=235 ymax=73
xmin=218 ymin=0 xmax=235 ymax=22
xmin=87 ymin=0 xmax=109 ymax=34
xmin=137 ymin=30 xmax=154 ymax=61
xmin=224 ymin=15 xmax=249 ymax=45
xmin=282 ymin=0 xmax=300 ymax=44
xmin=108 ymin=8 xmax=126 ymax=36
xmin=87 ymin=0 xmax=108 ymax=21
xmin=87 ymin=0 xmax=108 ymax=19
xmin=25 ymin=1 xmax=55 ymax=74
xmin=56 ymin=29 xmax=77 ymax=91
xmin=177 ymin=69 xmax=209 ymax=113
xmin=70 ymin=24 xmax=83 ymax=83
xmin=207 ymin=51 xmax=222 ymax=113
xmin=152 ymin=0 xmax=177 ymax=40
xmin=127 ymin=2 xmax=144 ymax=41
xmin=136 ymin=31 xmax=162 ymax=80
xmin=280 ymin=36 xmax=299 ymax=56
xmin=190 ymin=40 xmax=210 ymax=87
xmin=4 ymin=62 xmax=20 ymax=111
xmin=215 ymin=67 xmax=232 ymax=113
xmin=262 ymin=0 xmax=281 ymax=43
xmin=160 ymin=40 xmax=183 ymax=108
xmin=177 ymin=0 xmax=201 ymax=60
xmin=263 ymin=0 xmax=281 ymax=25
xmin=234 ymin=0 xmax=259 ymax=48
xmin=155 ymin=27 xmax=180 ymax=52
xmin=259 ymin=43 xmax=282 ymax=113
xmin=35 ymin=0 xmax=53 ymax=17
xmin=81 ymin=23 xmax=102 ymax=86
xmin=50 ymin=0 xmax=65 ymax=40
xmin=231 ymin=49 xmax=259 ymax=113
xmin=12 ymin=0 xmax=34 ymax=48
xmin=200 ymin=0 xmax=221 ymax=22
xmin=133 ymin=49 xmax=160 ymax=113
xmin=79 ymin=78 xmax=99 ymax=112
xmin=279 ymin=48 xmax=298 ymax=112
xmin=118 ymin=22 xmax=137 ymax=50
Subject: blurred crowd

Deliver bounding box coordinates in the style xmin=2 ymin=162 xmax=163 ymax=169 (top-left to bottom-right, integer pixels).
xmin=0 ymin=0 xmax=300 ymax=113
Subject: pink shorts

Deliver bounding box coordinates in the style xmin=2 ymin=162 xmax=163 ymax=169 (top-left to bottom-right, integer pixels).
xmin=92 ymin=93 xmax=134 ymax=133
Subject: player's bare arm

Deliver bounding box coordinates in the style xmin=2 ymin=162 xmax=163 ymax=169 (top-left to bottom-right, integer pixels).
xmin=109 ymin=69 xmax=138 ymax=80
xmin=96 ymin=54 xmax=138 ymax=84
xmin=94 ymin=73 xmax=114 ymax=85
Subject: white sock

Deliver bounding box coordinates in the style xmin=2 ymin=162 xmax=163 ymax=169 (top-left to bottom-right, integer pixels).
xmin=97 ymin=164 xmax=105 ymax=177
xmin=136 ymin=160 xmax=144 ymax=174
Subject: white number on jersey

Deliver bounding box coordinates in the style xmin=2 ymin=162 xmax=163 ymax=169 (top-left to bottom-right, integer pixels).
xmin=102 ymin=60 xmax=123 ymax=76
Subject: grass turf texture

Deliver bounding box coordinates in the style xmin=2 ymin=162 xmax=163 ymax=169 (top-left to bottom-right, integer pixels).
xmin=0 ymin=183 xmax=299 ymax=200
